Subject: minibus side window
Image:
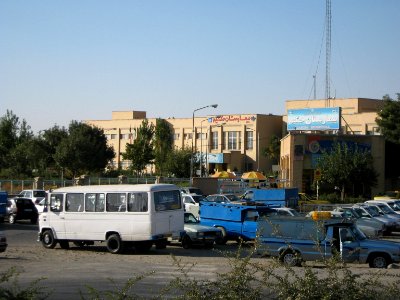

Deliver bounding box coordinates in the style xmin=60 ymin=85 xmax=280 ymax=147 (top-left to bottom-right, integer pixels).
xmin=85 ymin=193 xmax=105 ymax=212
xmin=66 ymin=193 xmax=84 ymax=212
xmin=128 ymin=192 xmax=148 ymax=212
xmin=106 ymin=193 xmax=127 ymax=212
xmin=50 ymin=194 xmax=64 ymax=212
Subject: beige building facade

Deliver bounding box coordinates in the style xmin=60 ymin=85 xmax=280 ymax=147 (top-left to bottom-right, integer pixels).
xmin=280 ymin=98 xmax=386 ymax=196
xmin=86 ymin=111 xmax=283 ymax=176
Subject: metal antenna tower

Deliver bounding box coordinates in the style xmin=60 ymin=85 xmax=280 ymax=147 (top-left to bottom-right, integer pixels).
xmin=325 ymin=0 xmax=331 ymax=107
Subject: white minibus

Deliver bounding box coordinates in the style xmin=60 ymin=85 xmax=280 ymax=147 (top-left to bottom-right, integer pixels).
xmin=38 ymin=184 xmax=184 ymax=254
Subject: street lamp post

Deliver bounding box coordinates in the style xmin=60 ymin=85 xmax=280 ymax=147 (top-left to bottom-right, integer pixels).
xmin=191 ymin=104 xmax=218 ymax=182
xmin=200 ymin=118 xmax=209 ymax=177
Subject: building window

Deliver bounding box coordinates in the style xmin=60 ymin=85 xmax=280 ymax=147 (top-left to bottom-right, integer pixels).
xmin=246 ymin=131 xmax=254 ymax=150
xmin=110 ymin=134 xmax=117 ymax=140
xmin=211 ymin=132 xmax=218 ymax=150
xmin=173 ymin=133 xmax=180 ymax=140
xmin=227 ymin=131 xmax=241 ymax=150
xmin=121 ymin=133 xmax=130 ymax=140
xmin=197 ymin=133 xmax=206 ymax=140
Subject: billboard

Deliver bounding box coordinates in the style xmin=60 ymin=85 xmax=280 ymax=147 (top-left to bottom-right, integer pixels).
xmin=287 ymin=107 xmax=341 ymax=131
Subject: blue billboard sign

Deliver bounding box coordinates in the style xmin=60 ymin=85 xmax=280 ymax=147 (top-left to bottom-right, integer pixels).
xmin=287 ymin=107 xmax=341 ymax=131
xmin=207 ymin=153 xmax=224 ymax=163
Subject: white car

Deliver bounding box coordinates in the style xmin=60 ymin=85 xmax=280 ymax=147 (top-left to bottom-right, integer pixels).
xmin=182 ymin=194 xmax=206 ymax=217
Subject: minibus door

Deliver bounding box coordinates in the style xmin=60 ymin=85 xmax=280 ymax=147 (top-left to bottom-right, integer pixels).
xmin=47 ymin=193 xmax=67 ymax=239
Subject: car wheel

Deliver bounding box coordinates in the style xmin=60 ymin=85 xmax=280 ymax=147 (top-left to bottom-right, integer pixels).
xmin=42 ymin=230 xmax=57 ymax=249
xmin=8 ymin=214 xmax=15 ymax=224
xmin=106 ymin=234 xmax=124 ymax=254
xmin=181 ymin=235 xmax=192 ymax=249
xmin=369 ymin=254 xmax=390 ymax=268
xmin=280 ymin=250 xmax=300 ymax=267
xmin=215 ymin=227 xmax=227 ymax=245
xmin=59 ymin=240 xmax=70 ymax=249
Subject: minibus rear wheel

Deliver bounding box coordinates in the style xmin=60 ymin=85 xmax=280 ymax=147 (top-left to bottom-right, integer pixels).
xmin=42 ymin=230 xmax=57 ymax=249
xmin=106 ymin=234 xmax=124 ymax=254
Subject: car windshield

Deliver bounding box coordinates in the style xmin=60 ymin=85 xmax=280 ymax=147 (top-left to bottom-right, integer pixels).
xmin=377 ymin=204 xmax=393 ymax=214
xmin=347 ymin=209 xmax=360 ymax=218
xmin=365 ymin=206 xmax=380 ymax=217
xmin=353 ymin=207 xmax=371 ymax=218
xmin=391 ymin=201 xmax=400 ymax=211
xmin=34 ymin=191 xmax=47 ymax=197
xmin=350 ymin=225 xmax=367 ymax=240
xmin=184 ymin=213 xmax=199 ymax=224
xmin=192 ymin=195 xmax=206 ymax=203
xmin=225 ymin=194 xmax=240 ymax=201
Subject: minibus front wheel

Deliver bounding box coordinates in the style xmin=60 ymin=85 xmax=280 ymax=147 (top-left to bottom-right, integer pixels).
xmin=42 ymin=230 xmax=57 ymax=249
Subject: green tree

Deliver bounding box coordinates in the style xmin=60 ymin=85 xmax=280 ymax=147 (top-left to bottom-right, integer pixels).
xmin=376 ymin=93 xmax=400 ymax=144
xmin=165 ymin=147 xmax=192 ymax=178
xmin=262 ymin=134 xmax=280 ymax=164
xmin=153 ymin=119 xmax=173 ymax=176
xmin=0 ymin=110 xmax=34 ymax=177
xmin=317 ymin=142 xmax=377 ymax=201
xmin=41 ymin=126 xmax=69 ymax=176
xmin=122 ymin=119 xmax=155 ymax=176
xmin=54 ymin=121 xmax=115 ymax=178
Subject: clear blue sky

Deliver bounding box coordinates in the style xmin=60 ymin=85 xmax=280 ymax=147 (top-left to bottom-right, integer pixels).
xmin=1 ymin=0 xmax=399 ymax=133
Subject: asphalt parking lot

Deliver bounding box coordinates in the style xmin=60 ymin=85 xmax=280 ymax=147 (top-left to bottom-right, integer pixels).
xmin=1 ymin=221 xmax=400 ymax=299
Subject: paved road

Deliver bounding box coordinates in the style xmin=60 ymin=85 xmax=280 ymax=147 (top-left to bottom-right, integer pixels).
xmin=1 ymin=222 xmax=242 ymax=299
xmin=2 ymin=222 xmax=400 ymax=299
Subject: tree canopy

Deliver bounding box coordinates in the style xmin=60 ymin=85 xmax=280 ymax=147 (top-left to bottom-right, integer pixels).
xmin=316 ymin=142 xmax=377 ymax=201
xmin=122 ymin=119 xmax=155 ymax=176
xmin=376 ymin=93 xmax=400 ymax=144
xmin=53 ymin=121 xmax=115 ymax=178
xmin=153 ymin=118 xmax=173 ymax=176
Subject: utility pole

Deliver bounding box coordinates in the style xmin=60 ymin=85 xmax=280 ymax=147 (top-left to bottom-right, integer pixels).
xmin=325 ymin=0 xmax=332 ymax=107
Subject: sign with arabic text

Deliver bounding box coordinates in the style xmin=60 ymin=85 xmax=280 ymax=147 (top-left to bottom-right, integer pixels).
xmin=210 ymin=115 xmax=256 ymax=124
xmin=287 ymin=107 xmax=341 ymax=131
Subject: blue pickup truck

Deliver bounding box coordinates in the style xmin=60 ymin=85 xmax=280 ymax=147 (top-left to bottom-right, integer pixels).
xmin=0 ymin=191 xmax=7 ymax=223
xmin=199 ymin=201 xmax=275 ymax=244
xmin=258 ymin=216 xmax=400 ymax=268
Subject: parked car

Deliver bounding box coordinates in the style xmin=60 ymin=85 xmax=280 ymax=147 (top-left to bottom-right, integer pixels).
xmin=0 ymin=231 xmax=7 ymax=253
xmin=16 ymin=189 xmax=47 ymax=203
xmin=352 ymin=204 xmax=397 ymax=234
xmin=363 ymin=202 xmax=400 ymax=226
xmin=271 ymin=207 xmax=302 ymax=217
xmin=16 ymin=189 xmax=47 ymax=213
xmin=365 ymin=199 xmax=400 ymax=215
xmin=205 ymin=193 xmax=241 ymax=203
xmin=6 ymin=197 xmax=39 ymax=224
xmin=182 ymin=194 xmax=206 ymax=217
xmin=332 ymin=207 xmax=384 ymax=238
xmin=169 ymin=212 xmax=222 ymax=249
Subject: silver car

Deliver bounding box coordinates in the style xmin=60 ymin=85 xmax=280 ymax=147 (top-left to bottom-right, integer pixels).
xmin=170 ymin=212 xmax=222 ymax=249
xmin=333 ymin=207 xmax=384 ymax=238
